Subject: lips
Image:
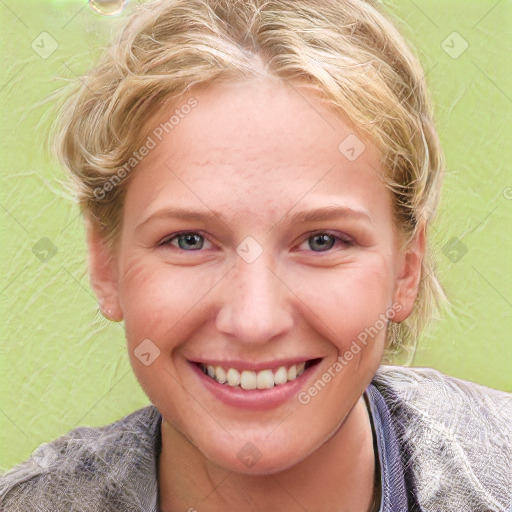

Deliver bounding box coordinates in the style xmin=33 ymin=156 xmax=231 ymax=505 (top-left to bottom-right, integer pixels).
xmin=197 ymin=359 xmax=321 ymax=390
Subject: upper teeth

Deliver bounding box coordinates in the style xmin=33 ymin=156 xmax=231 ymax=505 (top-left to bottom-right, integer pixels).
xmin=201 ymin=362 xmax=306 ymax=389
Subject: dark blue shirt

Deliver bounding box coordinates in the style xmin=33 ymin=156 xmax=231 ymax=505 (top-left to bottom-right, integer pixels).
xmin=365 ymin=381 xmax=418 ymax=511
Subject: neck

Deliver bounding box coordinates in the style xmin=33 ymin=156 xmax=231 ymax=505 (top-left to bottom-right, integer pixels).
xmin=158 ymin=396 xmax=378 ymax=512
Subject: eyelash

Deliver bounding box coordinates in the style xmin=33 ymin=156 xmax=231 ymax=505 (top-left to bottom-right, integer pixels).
xmin=157 ymin=230 xmax=354 ymax=253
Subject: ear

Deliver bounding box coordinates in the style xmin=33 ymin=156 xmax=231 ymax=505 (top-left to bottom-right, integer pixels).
xmin=85 ymin=216 xmax=123 ymax=322
xmin=391 ymin=219 xmax=426 ymax=323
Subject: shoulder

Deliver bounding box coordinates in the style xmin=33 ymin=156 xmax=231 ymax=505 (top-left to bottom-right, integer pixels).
xmin=0 ymin=405 xmax=161 ymax=512
xmin=372 ymin=365 xmax=512 ymax=512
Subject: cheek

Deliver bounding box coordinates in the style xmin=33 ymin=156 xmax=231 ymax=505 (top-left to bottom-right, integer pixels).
xmin=291 ymin=258 xmax=393 ymax=349
xmin=117 ymin=256 xmax=210 ymax=403
xmin=118 ymin=257 xmax=173 ymax=339
xmin=117 ymin=254 xmax=218 ymax=344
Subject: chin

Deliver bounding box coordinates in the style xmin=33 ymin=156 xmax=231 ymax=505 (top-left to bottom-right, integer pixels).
xmin=213 ymin=447 xmax=307 ymax=476
xmin=195 ymin=426 xmax=323 ymax=476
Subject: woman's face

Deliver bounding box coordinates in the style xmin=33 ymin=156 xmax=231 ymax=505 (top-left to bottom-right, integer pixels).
xmin=90 ymin=79 xmax=423 ymax=474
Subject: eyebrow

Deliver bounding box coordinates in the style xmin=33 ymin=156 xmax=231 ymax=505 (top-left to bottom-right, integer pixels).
xmin=135 ymin=204 xmax=375 ymax=233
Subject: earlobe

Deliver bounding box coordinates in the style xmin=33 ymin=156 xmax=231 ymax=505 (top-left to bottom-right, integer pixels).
xmin=85 ymin=217 xmax=123 ymax=322
xmin=391 ymin=220 xmax=426 ymax=323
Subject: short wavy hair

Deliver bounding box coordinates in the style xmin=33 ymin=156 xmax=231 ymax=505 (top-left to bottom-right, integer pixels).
xmin=51 ymin=0 xmax=450 ymax=365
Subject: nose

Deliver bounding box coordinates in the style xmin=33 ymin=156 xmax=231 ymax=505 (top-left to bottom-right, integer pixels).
xmin=215 ymin=256 xmax=294 ymax=346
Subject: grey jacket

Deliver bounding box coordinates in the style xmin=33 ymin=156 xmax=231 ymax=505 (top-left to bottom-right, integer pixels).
xmin=1 ymin=365 xmax=511 ymax=511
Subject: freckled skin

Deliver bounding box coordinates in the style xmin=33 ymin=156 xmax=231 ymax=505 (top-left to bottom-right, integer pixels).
xmin=88 ymin=79 xmax=425 ymax=511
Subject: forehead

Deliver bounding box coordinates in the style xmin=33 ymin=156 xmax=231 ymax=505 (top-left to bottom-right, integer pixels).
xmin=124 ymin=79 xmax=390 ymax=225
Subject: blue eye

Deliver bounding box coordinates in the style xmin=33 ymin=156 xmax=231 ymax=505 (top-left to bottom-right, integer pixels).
xmin=159 ymin=232 xmax=210 ymax=251
xmin=158 ymin=230 xmax=353 ymax=253
xmin=301 ymin=232 xmax=353 ymax=252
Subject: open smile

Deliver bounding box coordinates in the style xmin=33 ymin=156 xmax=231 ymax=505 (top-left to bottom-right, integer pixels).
xmin=197 ymin=359 xmax=322 ymax=389
xmin=189 ymin=358 xmax=323 ymax=410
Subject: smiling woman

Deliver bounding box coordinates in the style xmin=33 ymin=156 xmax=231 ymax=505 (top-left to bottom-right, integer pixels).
xmin=1 ymin=0 xmax=511 ymax=511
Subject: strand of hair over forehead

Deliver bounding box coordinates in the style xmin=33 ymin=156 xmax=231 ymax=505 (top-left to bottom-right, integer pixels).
xmin=96 ymin=0 xmax=440 ymax=222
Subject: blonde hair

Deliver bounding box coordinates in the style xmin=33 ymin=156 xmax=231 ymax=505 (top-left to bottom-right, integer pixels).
xmin=51 ymin=0 xmax=450 ymax=364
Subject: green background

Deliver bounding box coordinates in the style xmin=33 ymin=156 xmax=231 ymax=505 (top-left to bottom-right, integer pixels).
xmin=1 ymin=0 xmax=511 ymax=470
